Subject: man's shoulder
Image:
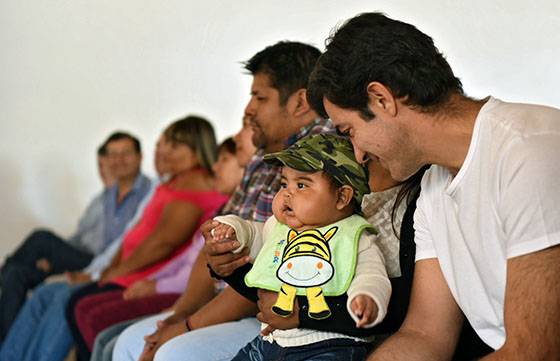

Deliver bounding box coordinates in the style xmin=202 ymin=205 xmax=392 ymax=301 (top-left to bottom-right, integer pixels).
xmin=481 ymin=97 xmax=560 ymax=136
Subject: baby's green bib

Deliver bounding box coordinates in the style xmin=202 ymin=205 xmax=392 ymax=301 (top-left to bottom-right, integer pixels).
xmin=245 ymin=215 xmax=376 ymax=296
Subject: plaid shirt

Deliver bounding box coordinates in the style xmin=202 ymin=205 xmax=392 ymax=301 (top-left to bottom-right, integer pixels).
xmin=222 ymin=118 xmax=333 ymax=222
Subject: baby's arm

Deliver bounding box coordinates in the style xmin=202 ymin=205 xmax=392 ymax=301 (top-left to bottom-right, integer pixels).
xmin=212 ymin=215 xmax=270 ymax=261
xmin=347 ymin=231 xmax=392 ymax=328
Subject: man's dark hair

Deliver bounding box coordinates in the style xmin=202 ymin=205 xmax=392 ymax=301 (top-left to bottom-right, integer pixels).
xmin=97 ymin=143 xmax=108 ymax=157
xmin=244 ymin=41 xmax=322 ymax=105
xmin=308 ymin=12 xmax=463 ymax=119
xmin=104 ymin=131 xmax=142 ymax=154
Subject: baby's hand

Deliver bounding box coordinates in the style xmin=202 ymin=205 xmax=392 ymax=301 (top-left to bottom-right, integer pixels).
xmin=211 ymin=222 xmax=237 ymax=242
xmin=350 ymin=294 xmax=378 ymax=328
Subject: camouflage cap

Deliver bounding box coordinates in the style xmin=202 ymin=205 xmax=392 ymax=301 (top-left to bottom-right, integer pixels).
xmin=264 ymin=133 xmax=370 ymax=206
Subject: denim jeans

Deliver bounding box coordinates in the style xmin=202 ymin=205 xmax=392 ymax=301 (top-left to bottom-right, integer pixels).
xmin=0 ymin=229 xmax=92 ymax=340
xmin=112 ymin=313 xmax=260 ymax=361
xmin=91 ymin=318 xmax=141 ymax=361
xmin=0 ymin=282 xmax=83 ymax=361
xmin=231 ymin=336 xmax=371 ymax=361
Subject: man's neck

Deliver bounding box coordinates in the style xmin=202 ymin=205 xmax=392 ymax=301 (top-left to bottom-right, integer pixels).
xmin=265 ymin=113 xmax=321 ymax=154
xmin=418 ymin=95 xmax=487 ymax=175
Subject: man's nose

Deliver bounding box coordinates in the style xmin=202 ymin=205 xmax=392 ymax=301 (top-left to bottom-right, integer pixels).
xmin=351 ymin=141 xmax=369 ymax=165
xmin=244 ymin=98 xmax=256 ymax=117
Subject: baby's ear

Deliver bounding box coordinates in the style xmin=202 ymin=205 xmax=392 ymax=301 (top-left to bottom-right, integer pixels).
xmin=336 ymin=185 xmax=354 ymax=210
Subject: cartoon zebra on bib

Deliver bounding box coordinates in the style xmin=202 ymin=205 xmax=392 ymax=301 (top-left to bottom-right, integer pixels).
xmin=273 ymin=226 xmax=338 ymax=320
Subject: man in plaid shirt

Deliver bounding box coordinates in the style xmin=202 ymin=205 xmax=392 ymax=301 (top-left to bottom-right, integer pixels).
xmin=115 ymin=41 xmax=332 ymax=361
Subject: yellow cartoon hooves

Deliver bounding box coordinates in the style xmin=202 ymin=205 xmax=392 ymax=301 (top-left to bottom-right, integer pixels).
xmin=272 ymin=306 xmax=293 ymax=317
xmin=309 ymin=309 xmax=331 ymax=320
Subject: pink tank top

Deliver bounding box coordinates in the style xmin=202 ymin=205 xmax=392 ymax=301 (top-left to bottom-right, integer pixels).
xmin=111 ymin=182 xmax=228 ymax=287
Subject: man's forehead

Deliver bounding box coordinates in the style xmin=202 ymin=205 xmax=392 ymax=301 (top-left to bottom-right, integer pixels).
xmin=251 ymin=72 xmax=275 ymax=90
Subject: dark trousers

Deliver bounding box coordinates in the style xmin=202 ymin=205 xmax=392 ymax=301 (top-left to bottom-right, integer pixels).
xmin=0 ymin=229 xmax=93 ymax=341
xmin=65 ymin=282 xmax=123 ymax=361
xmin=231 ymin=336 xmax=371 ymax=361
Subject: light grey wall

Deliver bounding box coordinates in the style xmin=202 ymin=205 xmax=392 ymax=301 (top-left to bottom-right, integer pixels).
xmin=1 ymin=0 xmax=559 ymax=258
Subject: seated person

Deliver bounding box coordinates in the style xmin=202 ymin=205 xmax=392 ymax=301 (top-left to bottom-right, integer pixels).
xmin=0 ymin=131 xmax=170 ymax=361
xmin=211 ymin=133 xmax=390 ymax=360
xmin=65 ymin=116 xmax=228 ymax=361
xmin=0 ymin=131 xmax=151 ymax=341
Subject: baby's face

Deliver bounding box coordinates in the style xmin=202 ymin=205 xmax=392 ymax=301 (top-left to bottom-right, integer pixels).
xmin=272 ymin=167 xmax=342 ymax=231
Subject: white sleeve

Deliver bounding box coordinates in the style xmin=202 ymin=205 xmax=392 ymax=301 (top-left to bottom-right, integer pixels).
xmin=498 ymin=131 xmax=560 ymax=258
xmin=346 ymin=231 xmax=392 ymax=328
xmin=414 ymin=172 xmax=438 ymax=262
xmin=212 ymin=215 xmax=267 ymax=261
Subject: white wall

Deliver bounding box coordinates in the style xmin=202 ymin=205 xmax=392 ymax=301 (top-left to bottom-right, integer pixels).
xmin=1 ymin=0 xmax=559 ymax=259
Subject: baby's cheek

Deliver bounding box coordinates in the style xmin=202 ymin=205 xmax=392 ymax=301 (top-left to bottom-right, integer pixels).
xmin=271 ymin=196 xmax=286 ymax=222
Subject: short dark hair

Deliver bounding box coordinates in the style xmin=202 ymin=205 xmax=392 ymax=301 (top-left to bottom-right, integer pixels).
xmin=244 ymin=41 xmax=322 ymax=105
xmin=97 ymin=143 xmax=108 ymax=157
xmin=217 ymin=137 xmax=236 ymax=156
xmin=104 ymin=131 xmax=142 ymax=154
xmin=308 ymin=12 xmax=463 ymax=119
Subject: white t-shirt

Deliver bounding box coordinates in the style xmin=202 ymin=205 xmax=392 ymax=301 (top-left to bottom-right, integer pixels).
xmin=414 ymin=97 xmax=560 ymax=349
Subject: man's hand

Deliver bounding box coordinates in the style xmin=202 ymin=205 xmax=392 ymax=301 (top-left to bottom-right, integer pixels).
xmin=123 ymin=279 xmax=157 ymax=300
xmin=139 ymin=318 xmax=187 ymax=361
xmin=65 ymin=271 xmax=92 ymax=285
xmin=256 ymin=289 xmax=299 ymax=336
xmin=350 ymin=294 xmax=379 ymax=328
xmin=201 ymin=220 xmax=250 ymax=277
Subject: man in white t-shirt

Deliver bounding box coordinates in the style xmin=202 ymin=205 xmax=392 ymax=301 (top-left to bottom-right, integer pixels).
xmin=307 ymin=12 xmax=560 ymax=361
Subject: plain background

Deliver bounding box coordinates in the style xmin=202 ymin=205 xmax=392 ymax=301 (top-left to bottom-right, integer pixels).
xmin=1 ymin=0 xmax=559 ymax=259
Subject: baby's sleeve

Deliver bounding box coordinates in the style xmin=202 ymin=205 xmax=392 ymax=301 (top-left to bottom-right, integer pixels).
xmin=346 ymin=231 xmax=392 ymax=328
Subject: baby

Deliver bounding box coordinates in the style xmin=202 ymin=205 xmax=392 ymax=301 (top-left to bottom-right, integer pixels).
xmin=211 ymin=133 xmax=391 ymax=359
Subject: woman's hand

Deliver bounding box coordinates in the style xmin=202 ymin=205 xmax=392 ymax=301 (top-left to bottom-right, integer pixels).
xmin=123 ymin=279 xmax=157 ymax=300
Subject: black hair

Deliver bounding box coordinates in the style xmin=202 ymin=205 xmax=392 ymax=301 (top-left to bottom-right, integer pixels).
xmin=308 ymin=12 xmax=463 ymax=120
xmin=244 ymin=41 xmax=322 ymax=105
xmin=391 ymin=165 xmax=430 ymax=238
xmin=217 ymin=137 xmax=236 ymax=155
xmin=97 ymin=143 xmax=108 ymax=157
xmin=104 ymin=131 xmax=142 ymax=154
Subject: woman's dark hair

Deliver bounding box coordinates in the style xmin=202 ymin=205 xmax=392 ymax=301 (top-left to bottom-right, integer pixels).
xmin=244 ymin=41 xmax=322 ymax=105
xmin=308 ymin=12 xmax=463 ymax=120
xmin=391 ymin=165 xmax=430 ymax=238
xmin=217 ymin=137 xmax=236 ymax=155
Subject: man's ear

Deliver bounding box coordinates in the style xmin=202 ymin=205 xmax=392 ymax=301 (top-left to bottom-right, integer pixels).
xmin=367 ymin=82 xmax=397 ymax=117
xmin=336 ymin=185 xmax=354 ymax=210
xmin=288 ymin=88 xmax=311 ymax=117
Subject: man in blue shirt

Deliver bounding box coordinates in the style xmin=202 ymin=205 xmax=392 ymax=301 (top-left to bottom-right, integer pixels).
xmin=0 ymin=131 xmax=151 ymax=342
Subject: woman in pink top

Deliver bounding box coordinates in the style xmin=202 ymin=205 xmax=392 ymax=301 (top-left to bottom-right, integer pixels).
xmin=65 ymin=116 xmax=230 ymax=361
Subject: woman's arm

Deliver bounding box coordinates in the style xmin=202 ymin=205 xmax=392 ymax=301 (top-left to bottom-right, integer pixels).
xmin=103 ymin=200 xmax=202 ymax=280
